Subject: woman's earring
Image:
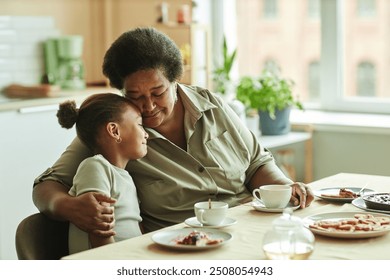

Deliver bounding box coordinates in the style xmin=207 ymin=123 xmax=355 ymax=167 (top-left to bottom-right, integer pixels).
xmin=116 ymin=137 xmax=122 ymax=144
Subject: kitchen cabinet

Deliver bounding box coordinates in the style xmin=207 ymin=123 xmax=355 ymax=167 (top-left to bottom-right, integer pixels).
xmin=0 ymin=106 xmax=77 ymax=259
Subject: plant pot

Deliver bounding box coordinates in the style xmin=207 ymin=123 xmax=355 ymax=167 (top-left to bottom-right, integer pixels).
xmin=258 ymin=107 xmax=291 ymax=135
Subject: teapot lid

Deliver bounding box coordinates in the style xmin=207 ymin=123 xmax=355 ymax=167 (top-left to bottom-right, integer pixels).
xmin=272 ymin=208 xmax=303 ymax=229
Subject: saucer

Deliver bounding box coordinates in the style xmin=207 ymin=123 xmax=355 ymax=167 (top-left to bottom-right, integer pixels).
xmin=251 ymin=201 xmax=300 ymax=213
xmin=184 ymin=217 xmax=237 ymax=228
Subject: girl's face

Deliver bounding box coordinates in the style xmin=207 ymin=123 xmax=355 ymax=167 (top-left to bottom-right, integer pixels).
xmin=119 ymin=104 xmax=148 ymax=160
xmin=123 ymin=69 xmax=176 ymax=129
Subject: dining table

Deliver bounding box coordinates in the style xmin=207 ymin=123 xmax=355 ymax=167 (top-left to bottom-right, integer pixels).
xmin=62 ymin=173 xmax=390 ymax=260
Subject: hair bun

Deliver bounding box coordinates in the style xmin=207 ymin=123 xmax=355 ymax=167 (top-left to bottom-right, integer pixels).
xmin=57 ymin=100 xmax=79 ymax=129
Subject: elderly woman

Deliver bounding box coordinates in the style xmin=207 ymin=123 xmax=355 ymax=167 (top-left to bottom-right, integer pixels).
xmin=33 ymin=27 xmax=314 ymax=235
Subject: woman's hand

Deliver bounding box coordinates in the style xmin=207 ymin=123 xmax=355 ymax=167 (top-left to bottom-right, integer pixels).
xmin=61 ymin=192 xmax=117 ymax=237
xmin=289 ymin=182 xmax=314 ymax=209
xmin=33 ymin=181 xmax=116 ymax=237
xmin=89 ymin=201 xmax=116 ymax=248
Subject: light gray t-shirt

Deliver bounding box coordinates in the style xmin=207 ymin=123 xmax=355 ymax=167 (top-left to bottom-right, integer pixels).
xmin=68 ymin=154 xmax=142 ymax=254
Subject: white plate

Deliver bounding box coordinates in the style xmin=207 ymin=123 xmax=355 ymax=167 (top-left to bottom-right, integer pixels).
xmin=184 ymin=217 xmax=237 ymax=228
xmin=151 ymin=228 xmax=232 ymax=250
xmin=314 ymin=187 xmax=375 ymax=203
xmin=303 ymin=211 xmax=390 ymax=239
xmin=251 ymin=201 xmax=299 ymax=213
xmin=352 ymin=197 xmax=390 ymax=215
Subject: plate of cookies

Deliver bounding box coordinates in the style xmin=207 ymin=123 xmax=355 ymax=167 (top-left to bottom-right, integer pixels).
xmin=303 ymin=212 xmax=390 ymax=239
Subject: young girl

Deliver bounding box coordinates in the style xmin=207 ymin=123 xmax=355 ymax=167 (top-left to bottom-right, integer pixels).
xmin=57 ymin=93 xmax=148 ymax=254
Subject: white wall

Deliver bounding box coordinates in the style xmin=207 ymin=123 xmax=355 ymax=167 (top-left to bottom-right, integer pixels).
xmin=312 ymin=129 xmax=390 ymax=180
xmin=263 ymin=125 xmax=390 ymax=184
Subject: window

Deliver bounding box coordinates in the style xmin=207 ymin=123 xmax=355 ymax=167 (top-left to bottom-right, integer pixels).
xmin=357 ymin=0 xmax=376 ymax=17
xmin=357 ymin=62 xmax=376 ymax=97
xmin=263 ymin=0 xmax=278 ymax=19
xmin=234 ymin=0 xmax=390 ymax=114
xmin=308 ymin=61 xmax=320 ymax=101
xmin=323 ymin=0 xmax=390 ymax=113
xmin=263 ymin=59 xmax=280 ymax=75
xmin=308 ymin=0 xmax=320 ymax=19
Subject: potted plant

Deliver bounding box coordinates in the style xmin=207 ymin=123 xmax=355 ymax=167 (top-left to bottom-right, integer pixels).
xmin=213 ymin=36 xmax=237 ymax=97
xmin=212 ymin=36 xmax=246 ymax=122
xmin=236 ymin=69 xmax=303 ymax=135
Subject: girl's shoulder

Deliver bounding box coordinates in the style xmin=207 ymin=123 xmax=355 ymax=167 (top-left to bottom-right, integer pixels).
xmin=78 ymin=154 xmax=111 ymax=170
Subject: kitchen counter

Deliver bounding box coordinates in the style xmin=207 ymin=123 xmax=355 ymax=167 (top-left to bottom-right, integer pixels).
xmin=0 ymin=87 xmax=120 ymax=112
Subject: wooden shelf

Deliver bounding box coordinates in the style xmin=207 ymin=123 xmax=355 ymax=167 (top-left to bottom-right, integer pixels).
xmin=155 ymin=23 xmax=211 ymax=88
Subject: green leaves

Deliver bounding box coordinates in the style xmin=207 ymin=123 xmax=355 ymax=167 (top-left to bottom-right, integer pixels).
xmin=213 ymin=36 xmax=237 ymax=94
xmin=236 ymin=70 xmax=303 ymax=119
xmin=222 ymin=37 xmax=237 ymax=78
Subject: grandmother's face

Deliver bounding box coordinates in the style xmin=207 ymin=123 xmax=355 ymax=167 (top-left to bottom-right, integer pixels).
xmin=123 ymin=69 xmax=176 ymax=129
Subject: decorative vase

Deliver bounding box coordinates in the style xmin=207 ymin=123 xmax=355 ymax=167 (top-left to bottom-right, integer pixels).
xmin=218 ymin=82 xmax=247 ymax=124
xmin=258 ymin=107 xmax=291 ymax=135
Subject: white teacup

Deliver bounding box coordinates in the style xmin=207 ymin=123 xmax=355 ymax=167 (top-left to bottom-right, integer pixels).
xmin=252 ymin=185 xmax=292 ymax=209
xmin=194 ymin=201 xmax=228 ymax=226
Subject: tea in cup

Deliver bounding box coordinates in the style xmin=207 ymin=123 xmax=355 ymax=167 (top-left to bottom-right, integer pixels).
xmin=252 ymin=185 xmax=292 ymax=208
xmin=194 ymin=201 xmax=228 ymax=226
